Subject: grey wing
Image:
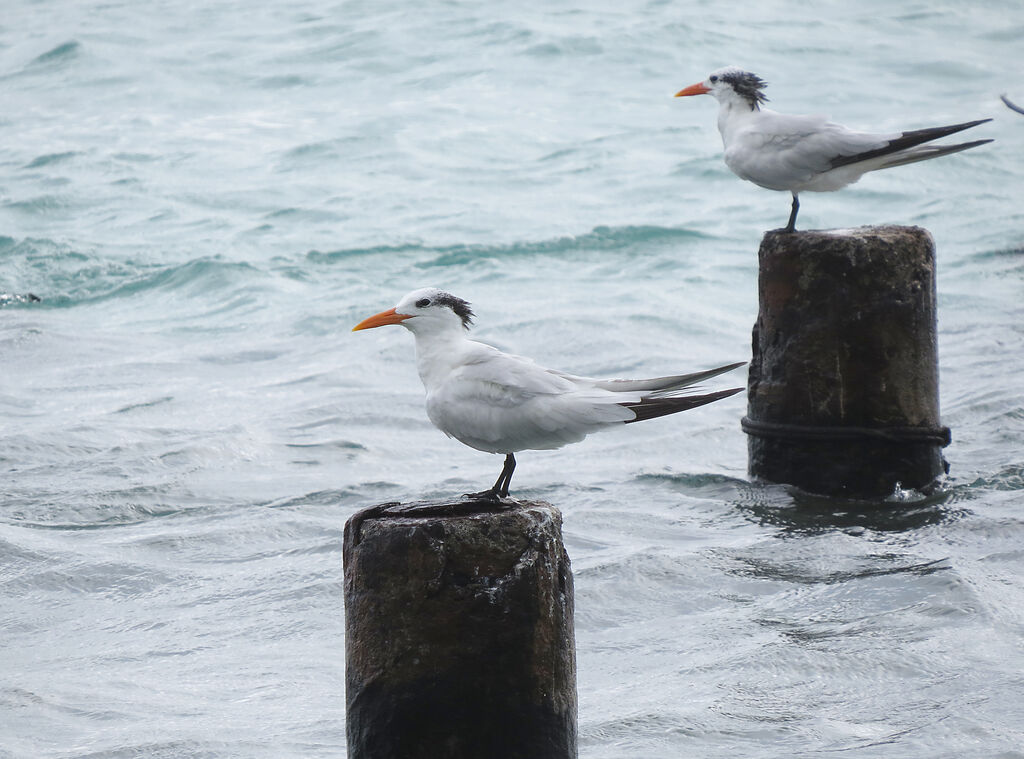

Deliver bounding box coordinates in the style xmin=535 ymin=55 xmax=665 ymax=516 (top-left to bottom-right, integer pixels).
xmin=590 ymin=361 xmax=745 ymax=394
xmin=425 ymin=349 xmax=632 ymax=452
xmin=729 ymin=110 xmax=891 ymax=186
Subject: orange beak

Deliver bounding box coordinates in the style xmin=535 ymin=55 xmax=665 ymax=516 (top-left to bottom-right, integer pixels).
xmin=674 ymin=82 xmax=711 ymax=97
xmin=352 ymin=307 xmax=414 ymax=331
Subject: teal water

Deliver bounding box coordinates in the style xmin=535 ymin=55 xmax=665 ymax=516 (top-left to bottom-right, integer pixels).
xmin=3 ymin=1 xmax=1023 ymax=757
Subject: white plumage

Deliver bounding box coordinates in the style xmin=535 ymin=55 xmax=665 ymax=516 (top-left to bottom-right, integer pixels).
xmin=353 ymin=287 xmax=743 ymax=498
xmin=675 ymin=66 xmax=992 ymax=231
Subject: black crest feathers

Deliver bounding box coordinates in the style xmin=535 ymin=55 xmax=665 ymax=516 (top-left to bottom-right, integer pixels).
xmin=722 ymin=70 xmax=769 ymax=109
xmin=435 ymin=292 xmax=475 ymax=329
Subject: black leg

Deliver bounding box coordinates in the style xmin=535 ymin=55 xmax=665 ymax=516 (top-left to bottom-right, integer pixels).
xmin=495 ymin=453 xmax=516 ymax=498
xmin=466 ymin=453 xmax=516 ymax=501
xmin=783 ymin=193 xmax=799 ymax=233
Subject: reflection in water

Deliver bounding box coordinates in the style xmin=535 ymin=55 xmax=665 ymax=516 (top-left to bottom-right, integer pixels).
xmin=637 ymin=469 xmax=972 ymax=535
xmin=732 ymin=478 xmax=968 ymax=535
xmin=726 ymin=551 xmax=952 ymax=586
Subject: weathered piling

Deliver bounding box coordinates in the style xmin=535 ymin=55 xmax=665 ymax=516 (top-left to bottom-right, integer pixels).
xmin=343 ymin=499 xmax=577 ymax=759
xmin=743 ymin=225 xmax=951 ymax=498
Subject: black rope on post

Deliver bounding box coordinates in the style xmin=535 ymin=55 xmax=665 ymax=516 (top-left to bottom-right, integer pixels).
xmin=741 ymin=417 xmax=951 ymax=446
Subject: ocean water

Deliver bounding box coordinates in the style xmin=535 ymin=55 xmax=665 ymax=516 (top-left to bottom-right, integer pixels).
xmin=2 ymin=0 xmax=1023 ymax=756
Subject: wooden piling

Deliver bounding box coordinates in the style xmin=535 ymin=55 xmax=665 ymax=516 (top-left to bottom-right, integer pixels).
xmin=343 ymin=499 xmax=577 ymax=759
xmin=743 ymin=225 xmax=951 ymax=498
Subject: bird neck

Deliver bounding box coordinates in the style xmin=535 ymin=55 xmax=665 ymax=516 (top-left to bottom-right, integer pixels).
xmin=717 ymin=99 xmax=756 ymax=143
xmin=411 ymin=329 xmax=472 ymax=391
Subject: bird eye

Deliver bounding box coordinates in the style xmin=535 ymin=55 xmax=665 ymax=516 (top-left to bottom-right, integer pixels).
xmin=416 ymin=298 xmax=431 ymax=308
xmin=709 ymin=75 xmax=718 ymax=83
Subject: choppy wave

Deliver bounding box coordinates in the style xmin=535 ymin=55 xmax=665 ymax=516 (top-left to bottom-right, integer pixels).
xmin=21 ymin=151 xmax=81 ymax=169
xmin=28 ymin=40 xmax=82 ymax=67
xmin=306 ymin=224 xmax=707 ymax=266
xmin=0 ymin=237 xmax=266 ymax=306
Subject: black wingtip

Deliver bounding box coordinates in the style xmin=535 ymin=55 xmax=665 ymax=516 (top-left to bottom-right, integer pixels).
xmin=830 ymin=118 xmax=993 ymax=171
xmin=622 ymin=386 xmax=745 ymax=424
xmin=954 ymin=117 xmax=993 ymax=129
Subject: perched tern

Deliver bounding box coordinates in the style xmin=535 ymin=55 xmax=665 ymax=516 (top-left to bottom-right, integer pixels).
xmin=353 ymin=287 xmax=744 ymax=499
xmin=675 ymin=66 xmax=993 ymax=232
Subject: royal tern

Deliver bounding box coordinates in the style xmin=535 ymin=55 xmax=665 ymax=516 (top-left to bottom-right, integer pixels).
xmin=353 ymin=287 xmax=744 ymax=499
xmin=675 ymin=66 xmax=993 ymax=232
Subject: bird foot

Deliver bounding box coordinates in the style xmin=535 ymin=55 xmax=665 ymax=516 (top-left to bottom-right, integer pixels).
xmin=462 ymin=488 xmax=514 ymax=505
xmin=347 ymin=497 xmax=517 ymax=545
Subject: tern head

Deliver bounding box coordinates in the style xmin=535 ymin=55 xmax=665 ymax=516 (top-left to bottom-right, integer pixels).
xmin=352 ymin=287 xmax=474 ymax=335
xmin=675 ymin=66 xmax=768 ymax=111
